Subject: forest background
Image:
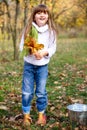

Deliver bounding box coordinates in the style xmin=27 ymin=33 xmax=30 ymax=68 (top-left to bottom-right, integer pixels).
xmin=0 ymin=0 xmax=87 ymax=60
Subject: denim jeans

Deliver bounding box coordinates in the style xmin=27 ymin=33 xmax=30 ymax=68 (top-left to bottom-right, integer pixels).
xmin=22 ymin=61 xmax=48 ymax=114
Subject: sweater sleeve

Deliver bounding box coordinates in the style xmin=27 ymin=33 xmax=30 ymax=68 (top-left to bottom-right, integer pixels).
xmin=45 ymin=32 xmax=57 ymax=58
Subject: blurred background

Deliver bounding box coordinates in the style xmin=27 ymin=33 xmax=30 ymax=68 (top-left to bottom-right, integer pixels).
xmin=0 ymin=0 xmax=87 ymax=60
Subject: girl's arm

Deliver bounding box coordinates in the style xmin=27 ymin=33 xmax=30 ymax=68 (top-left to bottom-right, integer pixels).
xmin=34 ymin=32 xmax=56 ymax=60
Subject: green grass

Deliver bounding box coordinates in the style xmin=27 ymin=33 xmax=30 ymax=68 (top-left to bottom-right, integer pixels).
xmin=0 ymin=35 xmax=87 ymax=129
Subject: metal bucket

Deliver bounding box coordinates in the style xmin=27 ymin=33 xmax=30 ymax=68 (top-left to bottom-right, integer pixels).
xmin=67 ymin=103 xmax=87 ymax=126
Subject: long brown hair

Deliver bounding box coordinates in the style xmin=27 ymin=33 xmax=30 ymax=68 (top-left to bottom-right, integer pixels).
xmin=24 ymin=4 xmax=57 ymax=38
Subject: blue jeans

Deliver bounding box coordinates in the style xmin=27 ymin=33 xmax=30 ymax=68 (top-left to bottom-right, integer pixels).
xmin=22 ymin=61 xmax=48 ymax=114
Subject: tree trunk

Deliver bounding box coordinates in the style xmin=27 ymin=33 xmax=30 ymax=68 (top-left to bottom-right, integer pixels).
xmin=24 ymin=0 xmax=28 ymax=27
xmin=12 ymin=0 xmax=19 ymax=60
xmin=2 ymin=0 xmax=20 ymax=60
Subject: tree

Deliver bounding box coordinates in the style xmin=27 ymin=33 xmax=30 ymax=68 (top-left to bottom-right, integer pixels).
xmin=0 ymin=0 xmax=22 ymax=60
xmin=77 ymin=0 xmax=87 ymax=24
xmin=12 ymin=0 xmax=20 ymax=60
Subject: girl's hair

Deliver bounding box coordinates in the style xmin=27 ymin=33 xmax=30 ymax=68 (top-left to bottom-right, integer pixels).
xmin=24 ymin=4 xmax=57 ymax=38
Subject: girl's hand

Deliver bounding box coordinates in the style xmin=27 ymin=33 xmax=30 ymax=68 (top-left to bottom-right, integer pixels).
xmin=34 ymin=51 xmax=48 ymax=60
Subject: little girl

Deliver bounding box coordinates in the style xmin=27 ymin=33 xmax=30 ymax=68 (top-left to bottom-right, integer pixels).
xmin=19 ymin=4 xmax=57 ymax=126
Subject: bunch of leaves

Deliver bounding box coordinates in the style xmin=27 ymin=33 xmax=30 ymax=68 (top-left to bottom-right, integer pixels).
xmin=21 ymin=25 xmax=44 ymax=56
xmin=23 ymin=36 xmax=44 ymax=55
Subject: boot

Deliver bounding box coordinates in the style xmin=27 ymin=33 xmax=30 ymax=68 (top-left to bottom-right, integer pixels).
xmin=36 ymin=112 xmax=46 ymax=126
xmin=23 ymin=114 xmax=32 ymax=126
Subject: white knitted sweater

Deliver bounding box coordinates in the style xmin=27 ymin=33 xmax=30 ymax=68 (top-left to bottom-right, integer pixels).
xmin=19 ymin=22 xmax=56 ymax=66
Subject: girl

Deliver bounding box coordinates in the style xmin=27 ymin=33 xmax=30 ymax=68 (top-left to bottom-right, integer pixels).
xmin=19 ymin=4 xmax=57 ymax=126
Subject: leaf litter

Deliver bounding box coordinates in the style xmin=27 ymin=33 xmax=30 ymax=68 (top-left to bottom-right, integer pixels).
xmin=0 ymin=58 xmax=87 ymax=129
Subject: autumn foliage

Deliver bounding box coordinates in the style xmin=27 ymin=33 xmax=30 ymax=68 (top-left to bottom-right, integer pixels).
xmin=24 ymin=36 xmax=44 ymax=55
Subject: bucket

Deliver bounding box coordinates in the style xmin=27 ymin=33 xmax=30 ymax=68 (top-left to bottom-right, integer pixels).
xmin=67 ymin=103 xmax=87 ymax=126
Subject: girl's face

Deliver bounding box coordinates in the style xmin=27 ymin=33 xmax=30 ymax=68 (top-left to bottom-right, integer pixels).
xmin=34 ymin=11 xmax=49 ymax=27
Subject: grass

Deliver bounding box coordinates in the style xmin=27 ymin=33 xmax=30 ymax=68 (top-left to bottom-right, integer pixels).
xmin=0 ymin=34 xmax=87 ymax=129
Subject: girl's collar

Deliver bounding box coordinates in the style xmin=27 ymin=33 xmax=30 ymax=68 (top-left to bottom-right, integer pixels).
xmin=32 ymin=22 xmax=48 ymax=33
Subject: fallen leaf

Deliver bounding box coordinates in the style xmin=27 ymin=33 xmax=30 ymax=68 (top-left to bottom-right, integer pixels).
xmin=50 ymin=106 xmax=55 ymax=111
xmin=74 ymin=127 xmax=79 ymax=130
xmin=49 ymin=122 xmax=61 ymax=128
xmin=0 ymin=105 xmax=9 ymax=110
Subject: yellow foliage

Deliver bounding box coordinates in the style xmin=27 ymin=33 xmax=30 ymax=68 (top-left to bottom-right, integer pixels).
xmin=24 ymin=36 xmax=44 ymax=54
xmin=76 ymin=18 xmax=85 ymax=27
